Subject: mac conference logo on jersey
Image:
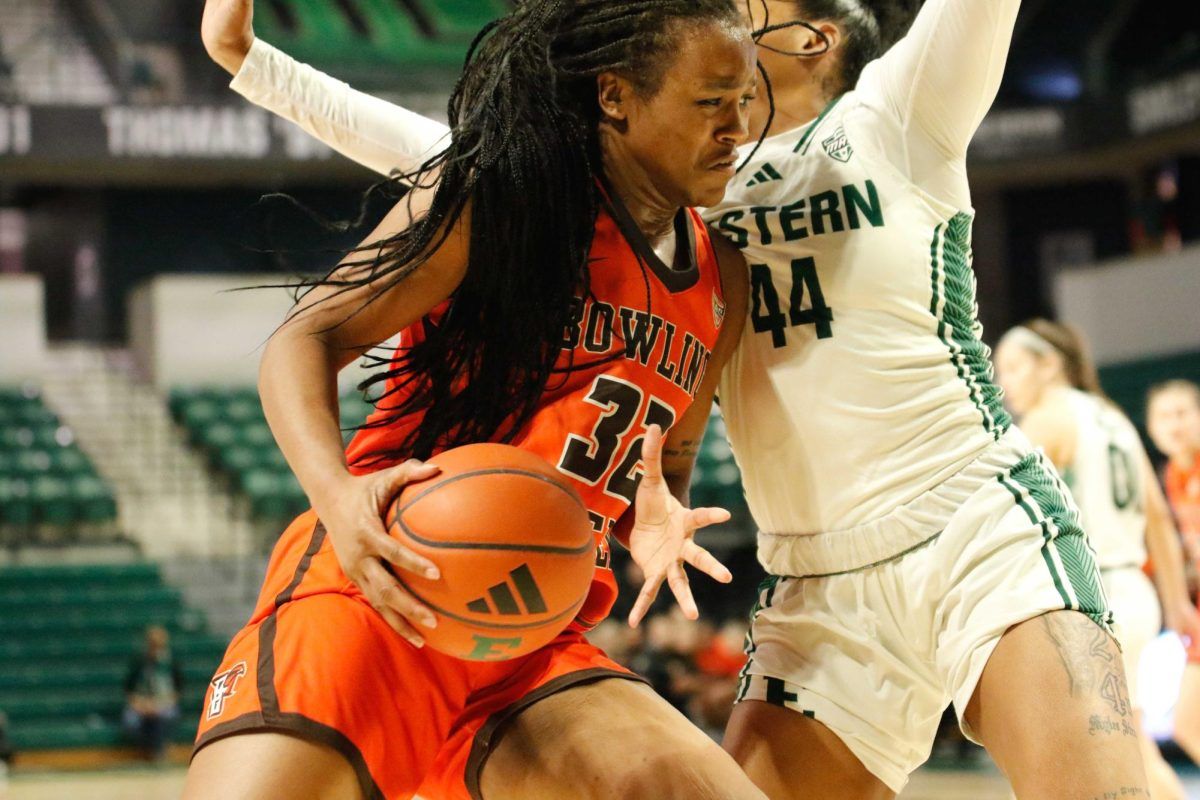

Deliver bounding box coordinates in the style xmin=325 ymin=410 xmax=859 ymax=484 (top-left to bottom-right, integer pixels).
xmin=713 ymin=290 xmax=727 ymax=329
xmin=822 ymin=125 xmax=853 ymax=163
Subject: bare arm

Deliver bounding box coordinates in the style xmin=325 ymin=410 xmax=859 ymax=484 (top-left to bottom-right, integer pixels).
xmin=259 ymin=190 xmax=469 ymax=645
xmin=260 ymin=194 xmax=464 ymax=496
xmin=1140 ymin=453 xmax=1200 ymax=638
xmin=203 ymin=0 xmax=450 ymax=177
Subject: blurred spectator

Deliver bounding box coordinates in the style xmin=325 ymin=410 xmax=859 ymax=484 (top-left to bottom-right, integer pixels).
xmin=0 ymin=709 xmax=12 ymax=791
xmin=1132 ymin=163 xmax=1183 ymax=254
xmin=1148 ymin=380 xmax=1200 ymax=553
xmin=122 ymin=626 xmax=183 ymax=761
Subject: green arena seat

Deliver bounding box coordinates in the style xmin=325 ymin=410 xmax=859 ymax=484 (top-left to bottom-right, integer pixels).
xmin=173 ymin=387 xmax=365 ymax=521
xmin=53 ymin=446 xmax=92 ymax=475
xmin=0 ymin=426 xmax=37 ymax=449
xmin=240 ymin=422 xmax=276 ymax=449
xmin=354 ymin=0 xmax=425 ymax=50
xmin=0 ymin=558 xmax=230 ymax=751
xmin=224 ymin=396 xmax=264 ymax=423
xmin=0 ymin=477 xmax=35 ymax=525
xmin=413 ymin=0 xmax=506 ymax=40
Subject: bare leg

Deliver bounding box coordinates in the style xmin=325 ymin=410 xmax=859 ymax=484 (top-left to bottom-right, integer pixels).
xmin=966 ymin=612 xmax=1149 ymax=799
xmin=481 ymin=678 xmax=767 ymax=800
xmin=723 ymin=700 xmax=892 ymax=800
xmin=183 ymin=733 xmax=363 ymax=800
xmin=1171 ymin=663 xmax=1200 ymax=764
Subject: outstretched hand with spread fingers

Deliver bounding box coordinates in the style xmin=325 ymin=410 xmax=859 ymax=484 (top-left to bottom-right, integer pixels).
xmin=627 ymin=424 xmax=733 ymax=628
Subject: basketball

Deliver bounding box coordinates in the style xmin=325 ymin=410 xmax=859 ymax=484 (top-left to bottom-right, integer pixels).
xmin=385 ymin=443 xmax=596 ymax=661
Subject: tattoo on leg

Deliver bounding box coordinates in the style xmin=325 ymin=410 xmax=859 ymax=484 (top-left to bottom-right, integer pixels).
xmin=1088 ymin=715 xmax=1137 ymax=738
xmin=1092 ymin=788 xmax=1146 ymax=799
xmin=1039 ymin=613 xmax=1135 ymax=731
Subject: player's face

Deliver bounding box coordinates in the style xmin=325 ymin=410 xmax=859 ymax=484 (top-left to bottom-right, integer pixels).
xmin=1148 ymin=389 xmax=1200 ymax=461
xmin=996 ymin=341 xmax=1049 ymax=415
xmin=618 ymin=20 xmax=757 ymax=208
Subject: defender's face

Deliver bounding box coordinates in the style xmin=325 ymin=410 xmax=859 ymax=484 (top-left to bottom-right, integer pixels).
xmin=621 ymin=20 xmax=758 ymax=208
xmin=996 ymin=341 xmax=1047 ymax=416
xmin=1148 ymin=389 xmax=1200 ymax=461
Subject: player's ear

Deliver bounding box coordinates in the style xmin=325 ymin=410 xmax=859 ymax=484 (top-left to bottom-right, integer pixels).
xmin=597 ymin=72 xmax=633 ymax=125
xmin=801 ymin=21 xmax=839 ymax=56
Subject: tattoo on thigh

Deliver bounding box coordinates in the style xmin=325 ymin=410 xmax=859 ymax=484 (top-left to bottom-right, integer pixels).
xmin=1039 ymin=614 xmax=1133 ymax=725
xmin=1092 ymin=788 xmax=1146 ymax=799
xmin=1088 ymin=714 xmax=1137 ymax=738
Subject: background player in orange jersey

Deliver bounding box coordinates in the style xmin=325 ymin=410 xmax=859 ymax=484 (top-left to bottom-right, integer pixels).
xmin=1148 ymin=380 xmax=1200 ymax=766
xmin=183 ymin=2 xmax=769 ymax=799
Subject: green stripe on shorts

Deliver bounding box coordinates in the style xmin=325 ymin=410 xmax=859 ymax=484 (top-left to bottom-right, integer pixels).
xmin=998 ymin=454 xmax=1112 ymax=630
xmin=736 ymin=575 xmax=781 ymax=703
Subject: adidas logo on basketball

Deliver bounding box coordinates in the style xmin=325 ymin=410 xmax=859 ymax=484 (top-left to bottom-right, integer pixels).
xmin=466 ymin=563 xmax=547 ymax=616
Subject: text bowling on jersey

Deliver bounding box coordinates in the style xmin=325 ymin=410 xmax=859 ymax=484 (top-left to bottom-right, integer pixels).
xmin=562 ymin=300 xmax=712 ymax=399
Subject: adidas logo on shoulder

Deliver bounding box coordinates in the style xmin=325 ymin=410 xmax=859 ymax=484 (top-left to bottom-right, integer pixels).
xmin=746 ymin=163 xmax=783 ymax=187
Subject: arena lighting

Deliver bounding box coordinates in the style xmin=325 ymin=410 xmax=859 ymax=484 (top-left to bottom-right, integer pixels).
xmin=1137 ymin=632 xmax=1189 ymax=742
xmin=1021 ymin=64 xmax=1084 ymax=102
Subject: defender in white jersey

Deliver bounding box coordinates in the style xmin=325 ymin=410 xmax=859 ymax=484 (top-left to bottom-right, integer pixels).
xmin=201 ymin=0 xmax=1152 ymax=795
xmin=997 ymin=319 xmax=1200 ymax=800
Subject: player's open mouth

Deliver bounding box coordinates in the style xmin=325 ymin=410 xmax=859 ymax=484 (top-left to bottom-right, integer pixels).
xmin=708 ymin=156 xmax=738 ymax=173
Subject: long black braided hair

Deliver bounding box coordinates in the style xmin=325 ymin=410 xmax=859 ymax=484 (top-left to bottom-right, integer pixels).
xmin=296 ymin=0 xmax=746 ymax=463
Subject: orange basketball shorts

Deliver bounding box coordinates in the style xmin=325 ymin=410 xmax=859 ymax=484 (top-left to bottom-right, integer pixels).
xmin=193 ymin=511 xmax=642 ymax=800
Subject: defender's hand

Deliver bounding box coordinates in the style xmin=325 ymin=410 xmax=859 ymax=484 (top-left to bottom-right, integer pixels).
xmin=202 ymin=0 xmax=255 ymax=76
xmin=627 ymin=425 xmax=732 ymax=628
xmin=313 ymin=461 xmax=443 ymax=648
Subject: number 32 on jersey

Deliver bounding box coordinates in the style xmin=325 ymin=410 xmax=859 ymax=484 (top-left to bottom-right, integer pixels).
xmin=557 ymin=375 xmax=676 ymax=505
xmin=750 ymin=257 xmax=834 ymax=348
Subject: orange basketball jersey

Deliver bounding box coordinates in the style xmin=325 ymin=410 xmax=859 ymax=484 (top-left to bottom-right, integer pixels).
xmin=1166 ymin=457 xmax=1200 ymax=540
xmin=345 ymin=203 xmax=727 ymax=630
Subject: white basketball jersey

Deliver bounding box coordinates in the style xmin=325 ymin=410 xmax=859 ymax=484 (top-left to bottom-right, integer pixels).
xmin=1064 ymin=389 xmax=1147 ymax=569
xmin=704 ymin=90 xmax=1010 ymax=566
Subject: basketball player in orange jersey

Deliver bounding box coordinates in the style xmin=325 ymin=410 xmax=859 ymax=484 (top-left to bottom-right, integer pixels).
xmin=205 ymin=0 xmax=1153 ymax=796
xmin=1148 ymin=380 xmax=1200 ymax=765
xmin=184 ymin=3 xmax=768 ymax=800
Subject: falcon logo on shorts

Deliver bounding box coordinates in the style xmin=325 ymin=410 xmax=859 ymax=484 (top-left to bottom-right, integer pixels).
xmin=822 ymin=126 xmax=853 ymax=163
xmin=207 ymin=661 xmax=247 ymax=720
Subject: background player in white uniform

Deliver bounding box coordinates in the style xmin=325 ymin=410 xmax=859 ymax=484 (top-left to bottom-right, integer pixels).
xmin=996 ymin=319 xmax=1200 ymax=800
xmin=201 ymin=0 xmax=1152 ymax=796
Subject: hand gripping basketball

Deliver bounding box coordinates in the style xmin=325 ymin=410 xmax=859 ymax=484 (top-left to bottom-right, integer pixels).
xmin=316 ymin=460 xmax=444 ymax=649
xmin=627 ymin=425 xmax=733 ymax=628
